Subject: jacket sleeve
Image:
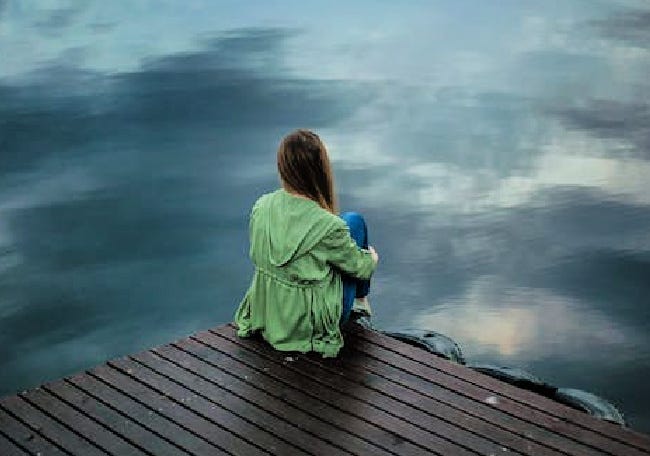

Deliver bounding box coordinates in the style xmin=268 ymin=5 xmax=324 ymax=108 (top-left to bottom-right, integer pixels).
xmin=317 ymin=224 xmax=377 ymax=279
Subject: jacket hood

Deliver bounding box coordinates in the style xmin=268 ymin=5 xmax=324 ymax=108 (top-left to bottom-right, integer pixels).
xmin=254 ymin=189 xmax=339 ymax=267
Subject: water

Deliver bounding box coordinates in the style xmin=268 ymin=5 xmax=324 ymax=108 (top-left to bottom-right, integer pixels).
xmin=1 ymin=0 xmax=649 ymax=432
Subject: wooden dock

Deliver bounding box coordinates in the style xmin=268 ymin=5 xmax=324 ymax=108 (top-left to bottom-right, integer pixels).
xmin=1 ymin=323 xmax=649 ymax=455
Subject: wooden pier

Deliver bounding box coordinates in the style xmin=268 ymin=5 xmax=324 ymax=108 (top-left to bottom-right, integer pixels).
xmin=1 ymin=323 xmax=649 ymax=455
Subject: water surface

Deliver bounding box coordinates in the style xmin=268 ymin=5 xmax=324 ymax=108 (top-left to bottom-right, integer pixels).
xmin=1 ymin=0 xmax=650 ymax=432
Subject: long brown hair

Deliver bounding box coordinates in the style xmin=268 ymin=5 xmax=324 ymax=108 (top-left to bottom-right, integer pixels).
xmin=277 ymin=129 xmax=338 ymax=214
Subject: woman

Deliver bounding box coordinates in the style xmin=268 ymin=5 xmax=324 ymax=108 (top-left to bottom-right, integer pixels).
xmin=234 ymin=129 xmax=379 ymax=357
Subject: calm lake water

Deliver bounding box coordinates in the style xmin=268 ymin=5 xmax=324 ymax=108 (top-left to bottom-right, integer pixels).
xmin=2 ymin=0 xmax=650 ymax=432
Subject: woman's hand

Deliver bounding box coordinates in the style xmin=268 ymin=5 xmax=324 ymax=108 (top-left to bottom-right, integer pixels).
xmin=368 ymin=246 xmax=379 ymax=265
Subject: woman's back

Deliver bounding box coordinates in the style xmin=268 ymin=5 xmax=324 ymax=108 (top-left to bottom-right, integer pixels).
xmin=236 ymin=188 xmax=375 ymax=357
xmin=235 ymin=129 xmax=377 ymax=357
xmin=249 ymin=189 xmax=342 ymax=284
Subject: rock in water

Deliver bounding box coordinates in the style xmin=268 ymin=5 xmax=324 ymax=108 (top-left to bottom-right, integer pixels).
xmin=554 ymin=388 xmax=626 ymax=425
xmin=383 ymin=329 xmax=465 ymax=364
xmin=468 ymin=364 xmax=557 ymax=397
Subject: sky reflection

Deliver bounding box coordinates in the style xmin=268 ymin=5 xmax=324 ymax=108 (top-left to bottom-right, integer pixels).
xmin=1 ymin=0 xmax=650 ymax=432
xmin=415 ymin=276 xmax=644 ymax=362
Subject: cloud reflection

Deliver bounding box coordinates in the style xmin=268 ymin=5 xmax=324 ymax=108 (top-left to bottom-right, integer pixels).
xmin=0 ymin=26 xmax=374 ymax=395
xmin=552 ymin=99 xmax=650 ymax=160
xmin=591 ymin=8 xmax=650 ymax=48
xmin=2 ymin=0 xmax=650 ymax=433
xmin=414 ymin=276 xmax=644 ymax=363
xmin=34 ymin=5 xmax=84 ymax=35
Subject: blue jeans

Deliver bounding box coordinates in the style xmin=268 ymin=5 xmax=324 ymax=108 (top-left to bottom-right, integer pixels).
xmin=340 ymin=212 xmax=371 ymax=323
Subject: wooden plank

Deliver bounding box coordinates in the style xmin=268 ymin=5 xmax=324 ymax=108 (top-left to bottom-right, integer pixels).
xmin=330 ymin=339 xmax=607 ymax=456
xmin=130 ymin=349 xmax=311 ymax=456
xmin=0 ymin=394 xmax=106 ymax=455
xmin=216 ymin=327 xmax=579 ymax=456
xmin=108 ymin=354 xmax=288 ymax=455
xmin=68 ymin=372 xmax=225 ymax=456
xmin=190 ymin=331 xmax=441 ymax=456
xmin=213 ymin=327 xmax=540 ymax=456
xmin=347 ymin=349 xmax=607 ymax=456
xmin=22 ymin=386 xmax=146 ymax=455
xmin=184 ymin=333 xmax=436 ymax=456
xmin=355 ymin=326 xmax=650 ymax=454
xmin=44 ymin=378 xmax=190 ymax=456
xmin=0 ymin=432 xmax=29 ymax=456
xmin=2 ymin=322 xmax=648 ymax=456
xmin=139 ymin=345 xmax=343 ymax=456
xmin=193 ymin=330 xmax=474 ymax=456
xmin=171 ymin=337 xmax=393 ymax=456
xmin=0 ymin=407 xmax=67 ymax=456
xmin=91 ymin=362 xmax=264 ymax=456
xmin=347 ymin=330 xmax=644 ymax=456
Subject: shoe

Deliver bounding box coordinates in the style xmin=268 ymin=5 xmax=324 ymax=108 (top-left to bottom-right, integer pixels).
xmin=352 ymin=314 xmax=374 ymax=329
xmin=352 ymin=297 xmax=372 ymax=317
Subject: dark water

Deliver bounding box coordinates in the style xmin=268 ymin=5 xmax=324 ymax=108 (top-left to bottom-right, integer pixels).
xmin=2 ymin=1 xmax=650 ymax=432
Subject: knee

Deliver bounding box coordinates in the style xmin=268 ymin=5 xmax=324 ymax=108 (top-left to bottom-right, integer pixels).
xmin=340 ymin=211 xmax=367 ymax=239
xmin=340 ymin=211 xmax=365 ymax=229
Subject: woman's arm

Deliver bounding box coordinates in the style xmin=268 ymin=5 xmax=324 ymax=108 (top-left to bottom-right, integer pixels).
xmin=317 ymin=224 xmax=378 ymax=279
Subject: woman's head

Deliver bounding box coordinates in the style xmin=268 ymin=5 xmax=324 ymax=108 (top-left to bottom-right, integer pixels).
xmin=277 ymin=129 xmax=338 ymax=214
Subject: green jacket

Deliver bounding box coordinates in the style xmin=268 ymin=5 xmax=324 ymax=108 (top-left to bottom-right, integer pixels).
xmin=235 ymin=189 xmax=376 ymax=357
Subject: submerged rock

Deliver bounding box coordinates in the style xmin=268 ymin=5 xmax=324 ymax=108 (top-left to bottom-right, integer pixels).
xmin=554 ymin=388 xmax=626 ymax=426
xmin=468 ymin=363 xmax=557 ymax=397
xmin=382 ymin=329 xmax=465 ymax=364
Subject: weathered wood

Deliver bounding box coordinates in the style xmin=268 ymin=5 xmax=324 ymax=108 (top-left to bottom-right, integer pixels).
xmin=355 ymin=327 xmax=650 ymax=454
xmin=339 ymin=332 xmax=608 ymax=456
xmin=175 ymin=337 xmax=404 ymax=456
xmin=68 ymin=372 xmax=223 ymax=456
xmin=212 ymin=326 xmax=539 ymax=456
xmin=0 ymin=407 xmax=67 ymax=456
xmin=0 ymin=394 xmax=106 ymax=455
xmin=130 ymin=349 xmax=309 ymax=456
xmin=1 ymin=323 xmax=649 ymax=456
xmin=348 ymin=329 xmax=643 ymax=456
xmin=215 ymin=326 xmax=569 ymax=456
xmin=21 ymin=387 xmax=145 ymax=456
xmin=195 ymin=330 xmax=474 ymax=456
xmin=0 ymin=431 xmax=29 ymax=456
xmin=148 ymin=343 xmax=346 ymax=456
xmin=44 ymin=379 xmax=188 ymax=456
xmin=174 ymin=339 xmax=388 ymax=455
xmin=345 ymin=348 xmax=601 ymax=455
xmin=95 ymin=362 xmax=265 ymax=456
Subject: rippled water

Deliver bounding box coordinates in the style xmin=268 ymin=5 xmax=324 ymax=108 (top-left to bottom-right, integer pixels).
xmin=1 ymin=1 xmax=650 ymax=432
